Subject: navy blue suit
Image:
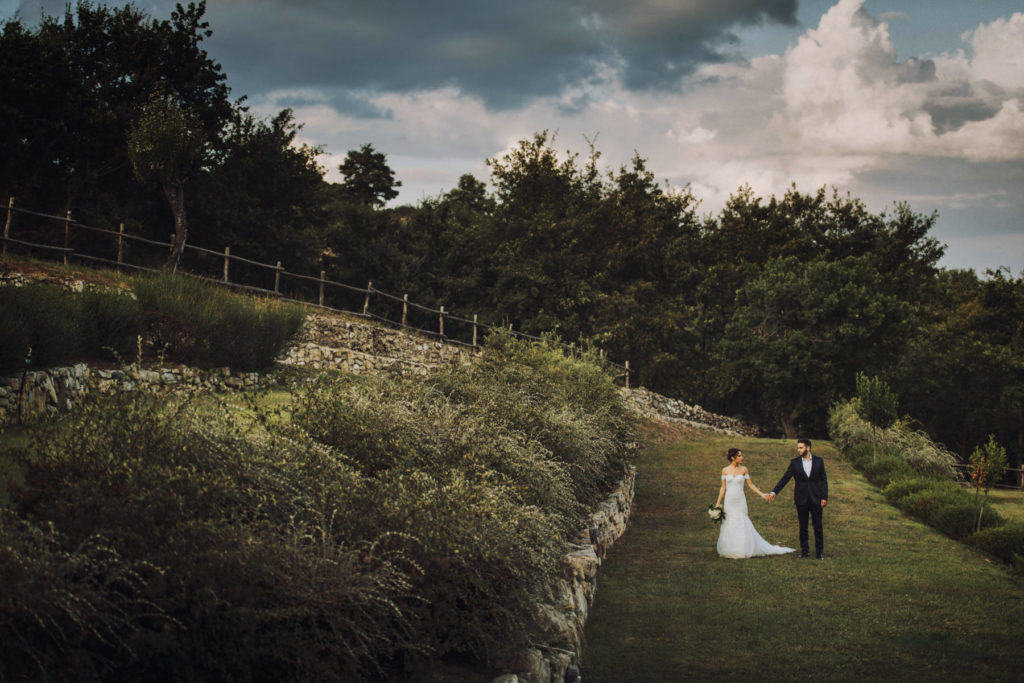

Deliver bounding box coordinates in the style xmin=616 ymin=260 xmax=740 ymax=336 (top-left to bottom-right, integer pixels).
xmin=772 ymin=455 xmax=828 ymax=557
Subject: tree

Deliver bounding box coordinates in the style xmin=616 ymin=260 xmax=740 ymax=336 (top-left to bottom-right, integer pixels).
xmin=0 ymin=1 xmax=232 ymax=229
xmin=337 ymin=143 xmax=401 ymax=207
xmin=968 ymin=434 xmax=1008 ymax=532
xmin=128 ymin=91 xmax=204 ymax=270
xmin=190 ymin=108 xmax=332 ymax=281
xmin=855 ymin=372 xmax=899 ymax=461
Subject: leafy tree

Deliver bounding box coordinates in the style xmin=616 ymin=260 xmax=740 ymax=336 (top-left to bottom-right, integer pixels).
xmin=0 ymin=1 xmax=232 ymax=233
xmin=969 ymin=434 xmax=1008 ymax=531
xmin=190 ymin=108 xmax=332 ymax=282
xmin=855 ymin=372 xmax=899 ymax=461
xmin=127 ymin=91 xmax=204 ymax=270
xmin=715 ymin=255 xmax=913 ymax=436
xmin=337 ymin=143 xmax=401 ymax=208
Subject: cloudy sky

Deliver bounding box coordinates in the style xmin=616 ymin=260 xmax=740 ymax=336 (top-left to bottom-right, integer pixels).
xmin=5 ymin=0 xmax=1023 ymax=273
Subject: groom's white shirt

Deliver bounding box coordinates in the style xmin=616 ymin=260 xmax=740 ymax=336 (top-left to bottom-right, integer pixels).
xmin=802 ymin=455 xmax=813 ymax=478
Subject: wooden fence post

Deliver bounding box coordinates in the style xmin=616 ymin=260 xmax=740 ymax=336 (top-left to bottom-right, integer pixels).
xmin=472 ymin=314 xmax=478 ymax=347
xmin=402 ymin=294 xmax=408 ymax=327
xmin=363 ymin=281 xmax=372 ymax=316
xmin=63 ymin=210 xmax=72 ymax=265
xmin=319 ymin=270 xmax=325 ymax=307
xmin=624 ymin=360 xmax=630 ymax=389
xmin=274 ymin=261 xmax=282 ymax=294
xmin=3 ymin=197 xmax=13 ymax=256
xmin=222 ymin=247 xmax=230 ymax=282
xmin=439 ymin=306 xmax=445 ymax=337
xmin=117 ymin=223 xmax=125 ymax=264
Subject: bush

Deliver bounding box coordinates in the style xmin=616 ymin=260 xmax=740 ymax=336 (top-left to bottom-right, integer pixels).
xmin=131 ymin=273 xmax=305 ymax=370
xmin=968 ymin=523 xmax=1024 ymax=565
xmin=77 ymin=289 xmax=142 ymax=360
xmin=883 ymin=476 xmax=935 ymax=505
xmin=3 ymin=332 xmax=636 ymax=677
xmin=0 ymin=284 xmax=81 ymax=373
xmin=5 ymin=385 xmax=421 ymax=681
xmin=860 ymin=454 xmax=915 ymax=487
xmin=897 ymin=481 xmax=967 ymax=525
xmin=932 ymin=503 xmax=1004 ymax=540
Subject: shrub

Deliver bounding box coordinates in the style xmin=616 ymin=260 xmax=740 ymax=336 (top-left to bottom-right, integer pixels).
xmin=7 ymin=385 xmax=422 ymax=681
xmin=0 ymin=284 xmax=81 ymax=372
xmin=860 ymin=454 xmax=915 ymax=487
xmin=897 ymin=482 xmax=967 ymax=525
xmin=933 ymin=503 xmax=1003 ymax=540
xmin=77 ymin=289 xmax=142 ymax=360
xmin=968 ymin=523 xmax=1024 ymax=565
xmin=131 ymin=273 xmax=305 ymax=370
xmin=883 ymin=476 xmax=935 ymax=505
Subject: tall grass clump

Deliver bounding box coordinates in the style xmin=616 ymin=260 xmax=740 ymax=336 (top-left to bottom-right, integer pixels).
xmin=130 ymin=272 xmax=304 ymax=370
xmin=0 ymin=283 xmax=140 ymax=374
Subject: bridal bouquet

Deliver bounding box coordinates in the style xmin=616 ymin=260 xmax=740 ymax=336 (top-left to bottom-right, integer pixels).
xmin=707 ymin=504 xmax=725 ymax=524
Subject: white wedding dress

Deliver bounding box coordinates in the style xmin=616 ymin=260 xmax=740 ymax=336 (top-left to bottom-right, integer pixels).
xmin=717 ymin=474 xmax=794 ymax=559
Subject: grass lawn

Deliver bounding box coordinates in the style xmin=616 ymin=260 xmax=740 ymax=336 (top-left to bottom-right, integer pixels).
xmin=583 ymin=434 xmax=1024 ymax=682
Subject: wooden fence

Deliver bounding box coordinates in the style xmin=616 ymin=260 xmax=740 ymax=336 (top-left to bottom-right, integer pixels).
xmin=1 ymin=198 xmax=632 ymax=385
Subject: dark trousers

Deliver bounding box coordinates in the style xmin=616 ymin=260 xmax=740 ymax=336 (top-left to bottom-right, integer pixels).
xmin=796 ymin=501 xmax=824 ymax=557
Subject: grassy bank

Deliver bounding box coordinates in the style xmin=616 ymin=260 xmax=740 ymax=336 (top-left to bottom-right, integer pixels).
xmin=583 ymin=435 xmax=1024 ymax=681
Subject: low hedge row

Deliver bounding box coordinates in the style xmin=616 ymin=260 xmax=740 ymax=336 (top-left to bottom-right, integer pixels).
xmin=0 ymin=273 xmax=305 ymax=375
xmin=829 ymin=400 xmax=1024 ymax=570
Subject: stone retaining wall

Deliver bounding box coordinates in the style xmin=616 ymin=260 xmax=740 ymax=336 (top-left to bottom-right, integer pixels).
xmin=495 ymin=464 xmax=636 ymax=683
xmin=623 ymin=386 xmax=759 ymax=436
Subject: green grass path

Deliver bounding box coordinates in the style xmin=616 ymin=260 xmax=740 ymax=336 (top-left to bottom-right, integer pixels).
xmin=582 ymin=435 xmax=1024 ymax=681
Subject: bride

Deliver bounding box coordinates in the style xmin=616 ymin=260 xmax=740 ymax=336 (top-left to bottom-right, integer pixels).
xmin=715 ymin=448 xmax=794 ymax=559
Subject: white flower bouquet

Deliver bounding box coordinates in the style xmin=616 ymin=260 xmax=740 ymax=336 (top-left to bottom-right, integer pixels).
xmin=707 ymin=504 xmax=726 ymax=525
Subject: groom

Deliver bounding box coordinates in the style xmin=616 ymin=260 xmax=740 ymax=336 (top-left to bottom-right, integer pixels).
xmin=767 ymin=438 xmax=828 ymax=559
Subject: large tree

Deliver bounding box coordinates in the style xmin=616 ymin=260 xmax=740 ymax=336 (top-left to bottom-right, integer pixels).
xmin=0 ymin=1 xmax=233 ymax=241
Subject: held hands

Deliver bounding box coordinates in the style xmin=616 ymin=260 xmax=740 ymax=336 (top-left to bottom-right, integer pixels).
xmin=766 ymin=492 xmax=776 ymax=502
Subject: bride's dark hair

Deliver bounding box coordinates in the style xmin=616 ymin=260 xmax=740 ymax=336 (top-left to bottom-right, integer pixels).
xmin=726 ymin=448 xmax=741 ymax=462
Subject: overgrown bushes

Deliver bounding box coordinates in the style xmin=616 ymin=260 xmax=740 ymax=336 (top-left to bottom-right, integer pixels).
xmin=829 ymin=398 xmax=1019 ymax=567
xmin=0 ymin=273 xmax=304 ymax=375
xmin=130 ymin=273 xmax=305 ymax=371
xmin=0 ymin=333 xmax=636 ymax=680
xmin=0 ymin=284 xmax=140 ymax=374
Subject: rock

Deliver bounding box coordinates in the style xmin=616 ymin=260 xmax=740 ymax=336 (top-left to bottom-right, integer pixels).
xmin=492 ymin=675 xmax=519 ymax=683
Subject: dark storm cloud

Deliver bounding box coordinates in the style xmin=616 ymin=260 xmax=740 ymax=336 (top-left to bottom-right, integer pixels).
xmin=198 ymin=0 xmax=798 ymax=111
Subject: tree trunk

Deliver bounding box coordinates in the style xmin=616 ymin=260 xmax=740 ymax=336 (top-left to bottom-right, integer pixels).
xmin=780 ymin=409 xmax=800 ymax=439
xmin=161 ymin=178 xmax=188 ymax=272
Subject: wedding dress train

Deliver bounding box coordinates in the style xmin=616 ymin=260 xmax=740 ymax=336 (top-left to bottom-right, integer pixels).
xmin=717 ymin=474 xmax=794 ymax=559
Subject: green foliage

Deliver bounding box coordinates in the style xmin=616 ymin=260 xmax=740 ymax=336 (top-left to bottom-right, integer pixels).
xmin=860 ymin=454 xmax=915 ymax=487
xmin=4 ymin=384 xmax=421 ymax=681
xmin=969 ymin=434 xmax=1009 ymax=492
xmin=968 ymin=523 xmax=1024 ymax=566
xmin=828 ymin=399 xmax=957 ymax=478
xmin=855 ymin=372 xmax=899 ymax=428
xmin=883 ymin=476 xmax=936 ymax=505
xmin=2 ymin=332 xmax=636 ymax=677
xmin=130 ymin=272 xmax=305 ymax=370
xmin=337 ymin=143 xmax=402 ymax=207
xmin=0 ymin=284 xmax=142 ymax=374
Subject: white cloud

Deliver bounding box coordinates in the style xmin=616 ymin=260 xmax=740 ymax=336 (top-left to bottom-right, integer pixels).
xmin=964 ymin=12 xmax=1024 ymax=92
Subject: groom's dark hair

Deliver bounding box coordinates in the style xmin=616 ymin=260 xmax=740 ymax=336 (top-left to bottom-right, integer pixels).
xmin=798 ymin=438 xmax=812 ymax=448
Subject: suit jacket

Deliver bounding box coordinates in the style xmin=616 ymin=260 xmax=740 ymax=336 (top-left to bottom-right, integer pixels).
xmin=772 ymin=455 xmax=828 ymax=505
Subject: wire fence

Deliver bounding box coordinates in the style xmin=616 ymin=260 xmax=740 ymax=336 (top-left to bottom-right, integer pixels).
xmin=1 ymin=198 xmax=632 ymax=384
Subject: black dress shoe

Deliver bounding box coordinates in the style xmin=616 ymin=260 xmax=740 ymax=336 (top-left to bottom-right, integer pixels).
xmin=798 ymin=552 xmax=810 ymax=558
xmin=816 ymin=555 xmax=824 ymax=560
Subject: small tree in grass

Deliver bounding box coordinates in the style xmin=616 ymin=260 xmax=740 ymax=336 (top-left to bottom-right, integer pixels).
xmin=969 ymin=434 xmax=1008 ymax=532
xmin=855 ymin=372 xmax=899 ymax=461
